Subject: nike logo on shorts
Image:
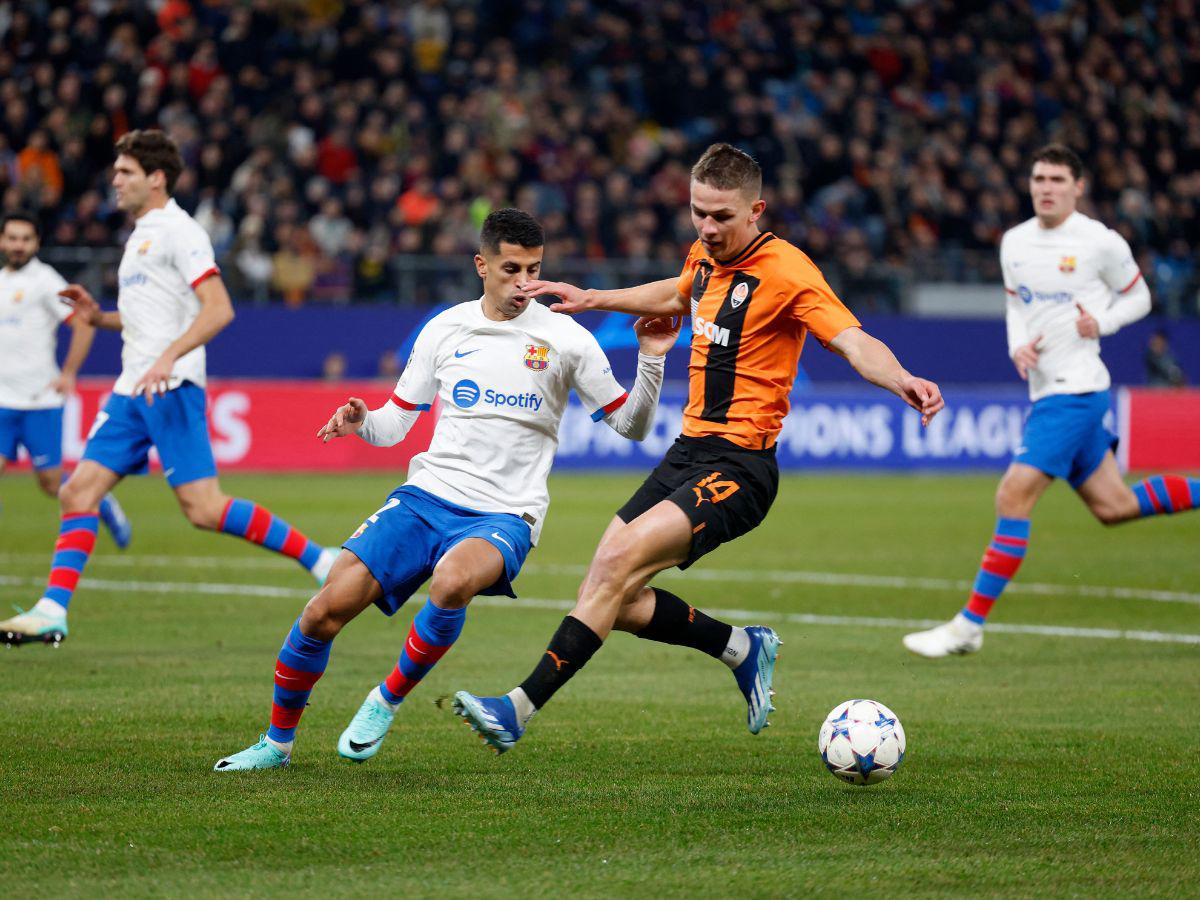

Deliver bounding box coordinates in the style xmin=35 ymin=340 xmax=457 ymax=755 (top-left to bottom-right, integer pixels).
xmin=490 ymin=531 xmax=514 ymax=552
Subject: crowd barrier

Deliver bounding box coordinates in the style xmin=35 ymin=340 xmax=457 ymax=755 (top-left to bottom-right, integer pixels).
xmin=8 ymin=380 xmax=1197 ymax=474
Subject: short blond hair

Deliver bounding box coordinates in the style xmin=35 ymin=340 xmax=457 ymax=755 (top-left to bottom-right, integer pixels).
xmin=691 ymin=143 xmax=762 ymax=198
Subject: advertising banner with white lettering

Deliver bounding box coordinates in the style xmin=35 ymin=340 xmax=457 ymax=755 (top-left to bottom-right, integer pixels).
xmin=553 ymin=385 xmax=1042 ymax=470
xmin=11 ymin=380 xmax=1196 ymax=474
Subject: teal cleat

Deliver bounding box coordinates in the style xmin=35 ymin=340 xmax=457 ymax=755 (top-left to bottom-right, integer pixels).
xmin=213 ymin=735 xmax=290 ymax=771
xmin=337 ymin=691 xmax=396 ymax=762
xmin=1 ymin=604 xmax=68 ymax=647
xmin=732 ymin=626 xmax=781 ymax=734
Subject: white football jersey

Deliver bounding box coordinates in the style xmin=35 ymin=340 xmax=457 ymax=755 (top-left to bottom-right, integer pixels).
xmin=0 ymin=257 xmax=72 ymax=409
xmin=113 ymin=199 xmax=219 ymax=395
xmin=1001 ymin=211 xmax=1145 ymax=401
xmin=392 ymin=298 xmax=628 ymax=543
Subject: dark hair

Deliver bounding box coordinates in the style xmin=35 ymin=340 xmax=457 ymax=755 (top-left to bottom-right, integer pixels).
xmin=114 ymin=129 xmax=184 ymax=193
xmin=691 ymin=143 xmax=762 ymax=197
xmin=480 ymin=208 xmax=544 ymax=255
xmin=1 ymin=211 xmax=39 ymax=237
xmin=1030 ymin=143 xmax=1084 ymax=180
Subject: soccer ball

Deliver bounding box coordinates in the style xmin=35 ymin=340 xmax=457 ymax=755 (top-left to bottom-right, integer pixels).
xmin=818 ymin=699 xmax=906 ymax=785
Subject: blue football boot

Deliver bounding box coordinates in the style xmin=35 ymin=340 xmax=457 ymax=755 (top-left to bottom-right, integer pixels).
xmin=451 ymin=691 xmax=524 ymax=754
xmin=98 ymin=492 xmax=132 ymax=549
xmin=732 ymin=626 xmax=780 ymax=734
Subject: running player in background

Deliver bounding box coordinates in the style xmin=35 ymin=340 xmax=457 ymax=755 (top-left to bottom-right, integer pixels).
xmin=0 ymin=212 xmax=130 ymax=545
xmin=452 ymin=143 xmax=944 ymax=753
xmin=1 ymin=130 xmax=334 ymax=648
xmin=214 ymin=208 xmax=676 ymax=770
xmin=903 ymin=144 xmax=1195 ymax=658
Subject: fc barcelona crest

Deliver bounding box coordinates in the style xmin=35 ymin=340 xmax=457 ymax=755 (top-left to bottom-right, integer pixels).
xmin=138 ymin=240 xmax=152 ymax=255
xmin=524 ymin=344 xmax=550 ymax=371
xmin=1058 ymin=255 xmax=1076 ymax=274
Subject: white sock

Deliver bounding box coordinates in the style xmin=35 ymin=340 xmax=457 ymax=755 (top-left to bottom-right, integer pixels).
xmin=371 ymin=684 xmax=401 ymax=712
xmin=265 ymin=736 xmax=293 ymax=755
xmin=507 ymin=687 xmax=536 ymax=727
xmin=952 ymin=612 xmax=983 ymax=633
xmin=33 ymin=597 xmax=67 ymax=619
xmin=721 ymin=626 xmax=751 ymax=669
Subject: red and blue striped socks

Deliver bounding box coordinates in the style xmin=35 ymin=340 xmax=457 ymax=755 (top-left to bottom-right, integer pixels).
xmin=267 ymin=619 xmax=332 ymax=749
xmin=219 ymin=498 xmax=323 ymax=571
xmin=40 ymin=512 xmax=99 ymax=612
xmin=1132 ymin=476 xmax=1199 ymax=518
xmin=961 ymin=517 xmax=1030 ymax=626
xmin=378 ymin=599 xmax=467 ymax=706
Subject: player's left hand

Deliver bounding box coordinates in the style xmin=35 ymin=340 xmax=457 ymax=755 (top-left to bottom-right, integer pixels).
xmin=900 ymin=376 xmax=944 ymax=427
xmin=1075 ymin=302 xmax=1099 ymax=339
xmin=134 ymin=353 xmax=176 ymax=406
xmin=633 ymin=315 xmax=682 ymax=356
xmin=48 ymin=372 xmax=76 ymax=397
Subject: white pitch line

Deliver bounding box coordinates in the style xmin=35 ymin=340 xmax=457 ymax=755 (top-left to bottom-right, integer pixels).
xmin=2 ymin=553 xmax=1199 ymax=606
xmin=1 ymin=574 xmax=1197 ymax=647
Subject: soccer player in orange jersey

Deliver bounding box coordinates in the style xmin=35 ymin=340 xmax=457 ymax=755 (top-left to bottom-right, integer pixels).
xmin=452 ymin=143 xmax=944 ymax=752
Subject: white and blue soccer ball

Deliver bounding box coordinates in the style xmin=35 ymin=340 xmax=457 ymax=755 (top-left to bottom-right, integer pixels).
xmin=818 ymin=699 xmax=906 ymax=785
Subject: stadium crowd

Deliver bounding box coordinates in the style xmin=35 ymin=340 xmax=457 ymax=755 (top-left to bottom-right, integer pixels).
xmin=0 ymin=0 xmax=1197 ymax=312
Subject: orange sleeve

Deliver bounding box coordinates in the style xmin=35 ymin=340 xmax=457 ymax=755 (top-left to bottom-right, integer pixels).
xmin=791 ymin=268 xmax=860 ymax=347
xmin=675 ymin=242 xmax=701 ymax=300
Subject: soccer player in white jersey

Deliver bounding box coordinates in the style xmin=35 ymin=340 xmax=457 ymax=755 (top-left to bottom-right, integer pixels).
xmin=215 ymin=209 xmax=679 ymax=770
xmin=0 ymin=212 xmax=130 ymax=545
xmin=905 ymin=144 xmax=1200 ymax=658
xmin=1 ymin=130 xmax=334 ymax=648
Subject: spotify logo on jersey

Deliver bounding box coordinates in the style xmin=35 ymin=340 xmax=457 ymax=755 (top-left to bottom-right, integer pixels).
xmin=452 ymin=379 xmax=481 ymax=408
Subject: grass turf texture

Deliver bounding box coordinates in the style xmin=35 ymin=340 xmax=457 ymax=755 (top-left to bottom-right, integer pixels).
xmin=1 ymin=471 xmax=1198 ymax=897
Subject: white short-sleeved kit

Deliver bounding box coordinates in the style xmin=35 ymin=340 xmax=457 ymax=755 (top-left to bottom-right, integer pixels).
xmin=391 ymin=298 xmax=628 ymax=543
xmin=0 ymin=257 xmax=72 ymax=409
xmin=113 ymin=199 xmax=220 ymax=395
xmin=1001 ymin=211 xmax=1147 ymax=401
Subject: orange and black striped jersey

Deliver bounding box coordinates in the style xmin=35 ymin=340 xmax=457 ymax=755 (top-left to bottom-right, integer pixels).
xmin=676 ymin=232 xmax=860 ymax=450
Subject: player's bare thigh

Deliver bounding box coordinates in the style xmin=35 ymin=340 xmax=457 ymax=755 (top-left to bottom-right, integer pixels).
xmin=994 ymin=462 xmax=1054 ymax=518
xmin=574 ymin=500 xmax=692 ymax=637
xmin=59 ymin=460 xmax=122 ymax=512
xmin=173 ymin=476 xmax=230 ymax=529
xmin=299 ymin=550 xmax=384 ymax=640
xmin=428 ymin=537 xmax=507 ymax=609
xmin=1074 ymin=451 xmax=1140 ymax=525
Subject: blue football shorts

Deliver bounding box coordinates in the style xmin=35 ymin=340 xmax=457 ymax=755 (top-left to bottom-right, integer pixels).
xmin=81 ymin=381 xmax=218 ymax=487
xmin=0 ymin=406 xmax=64 ymax=469
xmin=342 ymin=484 xmax=533 ymax=616
xmin=1014 ymin=390 xmax=1117 ymax=488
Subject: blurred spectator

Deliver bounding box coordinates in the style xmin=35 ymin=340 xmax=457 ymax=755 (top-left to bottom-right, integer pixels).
xmin=377 ymin=350 xmax=402 ymax=382
xmin=1145 ymin=330 xmax=1187 ymax=388
xmin=322 ymin=351 xmax=347 ymax=383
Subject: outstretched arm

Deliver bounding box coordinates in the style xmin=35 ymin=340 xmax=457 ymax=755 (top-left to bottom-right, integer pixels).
xmin=828 ymin=326 xmax=944 ymax=426
xmin=316 ymin=396 xmax=424 ymax=447
xmin=59 ymin=284 xmax=121 ymax=331
xmin=522 ymin=278 xmax=688 ymax=318
xmin=602 ymin=316 xmax=679 ymax=440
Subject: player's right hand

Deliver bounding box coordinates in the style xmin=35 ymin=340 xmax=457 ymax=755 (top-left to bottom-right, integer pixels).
xmin=520 ymin=280 xmax=591 ymax=314
xmin=317 ymin=397 xmax=368 ymax=442
xmin=58 ymin=284 xmax=102 ymax=325
xmin=1012 ymin=335 xmax=1043 ymax=380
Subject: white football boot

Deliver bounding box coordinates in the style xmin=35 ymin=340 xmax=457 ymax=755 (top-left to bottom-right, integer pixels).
xmin=902 ymin=613 xmax=983 ymax=658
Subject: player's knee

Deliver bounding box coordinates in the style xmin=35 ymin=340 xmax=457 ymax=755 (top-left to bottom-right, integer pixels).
xmin=428 ymin=565 xmax=474 ymax=608
xmin=1090 ymin=499 xmax=1135 ymax=527
xmin=35 ymin=470 xmax=61 ymax=498
xmin=299 ymin=592 xmax=345 ymax=640
xmin=58 ymin=474 xmax=94 ymax=512
xmin=994 ymin=480 xmax=1031 ymax=517
xmin=180 ymin=495 xmax=222 ymax=530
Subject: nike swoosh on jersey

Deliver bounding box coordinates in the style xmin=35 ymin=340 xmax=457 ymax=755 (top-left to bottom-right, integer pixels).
xmin=490 ymin=531 xmax=515 ymax=552
xmin=454 ymin=348 xmax=479 ymax=358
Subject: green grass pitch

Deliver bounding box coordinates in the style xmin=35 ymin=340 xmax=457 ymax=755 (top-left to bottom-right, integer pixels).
xmin=1 ymin=471 xmax=1198 ymax=897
